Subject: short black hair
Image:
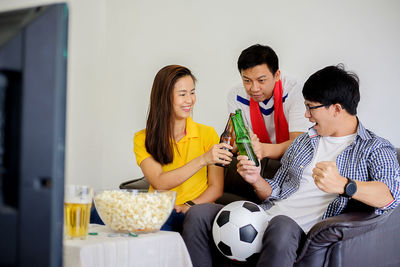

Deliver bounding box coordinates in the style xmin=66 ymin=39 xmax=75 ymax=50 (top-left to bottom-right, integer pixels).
xmin=302 ymin=64 xmax=360 ymax=115
xmin=237 ymin=44 xmax=279 ymax=74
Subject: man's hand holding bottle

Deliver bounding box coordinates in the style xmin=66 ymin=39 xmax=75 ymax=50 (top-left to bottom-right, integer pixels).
xmin=249 ymin=132 xmax=262 ymax=160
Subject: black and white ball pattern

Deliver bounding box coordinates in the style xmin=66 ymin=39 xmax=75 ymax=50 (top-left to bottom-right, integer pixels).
xmin=212 ymin=201 xmax=268 ymax=262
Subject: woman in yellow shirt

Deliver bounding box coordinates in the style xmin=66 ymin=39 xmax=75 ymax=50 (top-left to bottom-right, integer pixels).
xmin=134 ymin=65 xmax=233 ymax=231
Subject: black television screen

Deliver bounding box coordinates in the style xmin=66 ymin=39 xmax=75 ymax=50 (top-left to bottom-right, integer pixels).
xmin=0 ymin=3 xmax=68 ymax=267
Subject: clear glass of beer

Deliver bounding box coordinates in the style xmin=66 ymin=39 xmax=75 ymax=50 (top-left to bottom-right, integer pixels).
xmin=64 ymin=185 xmax=93 ymax=240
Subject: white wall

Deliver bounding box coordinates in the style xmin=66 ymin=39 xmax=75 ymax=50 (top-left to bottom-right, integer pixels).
xmin=2 ymin=0 xmax=400 ymax=190
xmin=103 ymin=0 xmax=400 ymax=189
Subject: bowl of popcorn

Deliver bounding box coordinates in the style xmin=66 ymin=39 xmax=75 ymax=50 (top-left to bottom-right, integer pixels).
xmin=93 ymin=189 xmax=176 ymax=233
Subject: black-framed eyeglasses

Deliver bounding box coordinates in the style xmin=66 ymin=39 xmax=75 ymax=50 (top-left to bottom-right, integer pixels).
xmin=305 ymin=104 xmax=329 ymax=114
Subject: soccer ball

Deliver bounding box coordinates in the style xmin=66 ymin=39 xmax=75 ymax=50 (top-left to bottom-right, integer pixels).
xmin=212 ymin=201 xmax=268 ymax=262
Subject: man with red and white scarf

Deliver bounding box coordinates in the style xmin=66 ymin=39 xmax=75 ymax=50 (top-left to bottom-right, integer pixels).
xmin=228 ymin=44 xmax=311 ymax=159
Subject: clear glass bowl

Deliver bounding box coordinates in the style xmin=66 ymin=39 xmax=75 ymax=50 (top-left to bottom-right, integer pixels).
xmin=93 ymin=189 xmax=176 ymax=233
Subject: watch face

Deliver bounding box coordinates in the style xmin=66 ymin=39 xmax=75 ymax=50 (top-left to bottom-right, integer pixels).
xmin=346 ymin=181 xmax=357 ymax=196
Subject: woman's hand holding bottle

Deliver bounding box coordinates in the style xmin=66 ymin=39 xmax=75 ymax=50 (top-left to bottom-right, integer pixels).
xmin=201 ymin=143 xmax=233 ymax=166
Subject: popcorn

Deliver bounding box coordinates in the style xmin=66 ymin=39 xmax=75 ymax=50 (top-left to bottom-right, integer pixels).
xmin=94 ymin=190 xmax=176 ymax=232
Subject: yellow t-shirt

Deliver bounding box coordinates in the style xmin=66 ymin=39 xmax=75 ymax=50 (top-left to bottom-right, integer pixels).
xmin=133 ymin=117 xmax=219 ymax=205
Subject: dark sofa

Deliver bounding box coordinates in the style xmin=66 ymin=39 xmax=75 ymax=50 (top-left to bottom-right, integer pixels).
xmin=120 ymin=148 xmax=400 ymax=266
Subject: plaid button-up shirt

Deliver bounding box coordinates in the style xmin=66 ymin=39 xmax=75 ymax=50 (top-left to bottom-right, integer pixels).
xmin=261 ymin=120 xmax=400 ymax=219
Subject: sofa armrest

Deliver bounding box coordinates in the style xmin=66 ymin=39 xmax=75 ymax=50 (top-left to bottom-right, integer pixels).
xmin=296 ymin=209 xmax=393 ymax=261
xmin=119 ymin=177 xmax=150 ymax=190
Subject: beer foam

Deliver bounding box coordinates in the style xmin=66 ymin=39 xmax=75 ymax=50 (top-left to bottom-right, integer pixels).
xmin=64 ymin=185 xmax=93 ymax=204
xmin=94 ymin=190 xmax=175 ymax=232
xmin=64 ymin=195 xmax=92 ymax=204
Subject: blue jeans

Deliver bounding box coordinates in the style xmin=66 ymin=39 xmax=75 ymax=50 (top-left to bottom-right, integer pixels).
xmin=161 ymin=209 xmax=185 ymax=232
xmin=90 ymin=207 xmax=185 ymax=232
xmin=90 ymin=206 xmax=104 ymax=225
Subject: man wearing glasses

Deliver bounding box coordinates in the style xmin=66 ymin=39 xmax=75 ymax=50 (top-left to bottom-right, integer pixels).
xmin=182 ymin=65 xmax=400 ymax=267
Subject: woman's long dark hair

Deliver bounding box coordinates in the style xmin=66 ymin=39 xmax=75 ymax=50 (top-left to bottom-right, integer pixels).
xmin=145 ymin=65 xmax=196 ymax=164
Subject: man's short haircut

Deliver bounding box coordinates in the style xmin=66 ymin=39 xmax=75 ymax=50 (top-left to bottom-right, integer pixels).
xmin=237 ymin=44 xmax=279 ymax=74
xmin=302 ymin=64 xmax=360 ymax=115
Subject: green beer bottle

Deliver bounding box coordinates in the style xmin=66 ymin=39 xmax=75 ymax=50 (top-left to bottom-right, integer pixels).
xmin=231 ymin=109 xmax=260 ymax=167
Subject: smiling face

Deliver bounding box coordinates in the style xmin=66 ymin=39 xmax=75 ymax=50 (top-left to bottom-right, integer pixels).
xmin=172 ymin=75 xmax=196 ymax=121
xmin=304 ymin=100 xmax=337 ymax=136
xmin=241 ymin=64 xmax=280 ymax=102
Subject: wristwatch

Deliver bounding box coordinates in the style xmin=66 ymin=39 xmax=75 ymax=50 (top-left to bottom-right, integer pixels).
xmin=184 ymin=200 xmax=196 ymax=207
xmin=341 ymin=178 xmax=357 ymax=198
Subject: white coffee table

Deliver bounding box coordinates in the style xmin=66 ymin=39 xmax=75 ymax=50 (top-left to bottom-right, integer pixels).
xmin=63 ymin=224 xmax=193 ymax=267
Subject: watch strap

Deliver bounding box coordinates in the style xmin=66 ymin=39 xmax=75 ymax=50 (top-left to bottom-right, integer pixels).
xmin=184 ymin=200 xmax=196 ymax=207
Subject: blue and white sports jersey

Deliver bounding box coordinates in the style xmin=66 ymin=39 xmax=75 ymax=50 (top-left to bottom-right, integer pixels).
xmin=227 ymin=72 xmax=311 ymax=143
